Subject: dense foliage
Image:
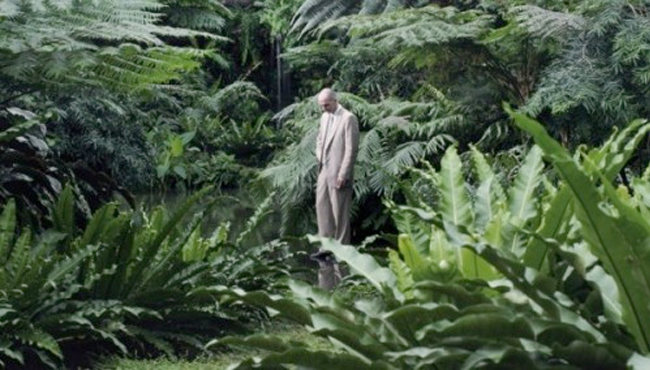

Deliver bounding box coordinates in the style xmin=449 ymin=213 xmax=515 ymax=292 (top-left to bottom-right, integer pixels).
xmin=3 ymin=0 xmax=650 ymax=368
xmin=0 ymin=186 xmax=294 ymax=369
xmin=216 ymin=111 xmax=650 ymax=370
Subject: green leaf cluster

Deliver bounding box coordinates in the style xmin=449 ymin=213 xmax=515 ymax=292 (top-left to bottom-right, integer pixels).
xmin=0 ymin=186 xmax=294 ymax=368
xmin=214 ymin=109 xmax=650 ymax=369
xmin=218 ymin=238 xmax=639 ymax=369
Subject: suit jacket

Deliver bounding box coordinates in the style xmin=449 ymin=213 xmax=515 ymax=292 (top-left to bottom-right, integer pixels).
xmin=316 ymin=104 xmax=360 ymax=188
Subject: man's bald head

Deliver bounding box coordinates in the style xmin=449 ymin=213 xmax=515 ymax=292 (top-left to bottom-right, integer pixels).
xmin=318 ymin=88 xmax=338 ymax=113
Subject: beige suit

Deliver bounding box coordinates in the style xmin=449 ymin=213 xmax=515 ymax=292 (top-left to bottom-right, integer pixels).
xmin=315 ymin=104 xmax=359 ymax=245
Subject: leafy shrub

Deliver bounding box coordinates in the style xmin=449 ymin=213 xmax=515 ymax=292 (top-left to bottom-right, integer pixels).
xmin=0 ymin=186 xmax=294 ymax=369
xmin=214 ymin=114 xmax=650 ymax=369
xmin=217 ymin=239 xmax=643 ymax=369
xmin=144 ymin=81 xmax=291 ymax=191
xmin=47 ymin=94 xmax=157 ymax=192
xmin=0 ymin=109 xmax=131 ymax=230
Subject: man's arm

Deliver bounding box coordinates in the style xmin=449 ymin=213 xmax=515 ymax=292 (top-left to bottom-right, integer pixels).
xmin=315 ymin=115 xmax=324 ymax=162
xmin=336 ymin=113 xmax=359 ymax=188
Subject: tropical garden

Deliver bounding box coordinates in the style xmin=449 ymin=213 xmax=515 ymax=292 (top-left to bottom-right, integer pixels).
xmin=3 ymin=0 xmax=650 ymax=369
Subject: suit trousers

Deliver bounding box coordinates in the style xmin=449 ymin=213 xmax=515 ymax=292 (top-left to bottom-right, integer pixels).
xmin=315 ymin=173 xmax=352 ymax=290
xmin=316 ymin=176 xmax=352 ymax=244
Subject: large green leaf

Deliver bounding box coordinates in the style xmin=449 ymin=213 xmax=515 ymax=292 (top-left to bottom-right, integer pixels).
xmin=399 ymin=233 xmax=434 ymax=282
xmin=522 ymin=119 xmax=650 ymax=272
xmin=470 ymin=145 xmax=506 ymax=231
xmin=313 ymin=236 xmax=403 ymax=302
xmin=388 ymin=249 xmax=414 ymax=297
xmin=504 ymin=145 xmax=544 ymax=255
xmin=508 ymin=105 xmax=650 ymax=354
xmin=437 ymin=145 xmax=473 ymax=228
xmin=522 ymin=185 xmax=572 ymax=271
xmin=51 ymin=184 xmax=75 ymax=239
xmin=212 ymin=286 xmax=313 ymax=326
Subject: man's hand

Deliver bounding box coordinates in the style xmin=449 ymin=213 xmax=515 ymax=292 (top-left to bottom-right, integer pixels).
xmin=336 ymin=177 xmax=347 ymax=189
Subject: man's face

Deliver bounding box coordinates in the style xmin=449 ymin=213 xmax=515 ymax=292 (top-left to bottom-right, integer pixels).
xmin=318 ymin=96 xmax=337 ymax=114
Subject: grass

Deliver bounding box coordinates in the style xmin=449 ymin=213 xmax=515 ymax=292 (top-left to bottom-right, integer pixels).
xmin=95 ymin=320 xmax=335 ymax=370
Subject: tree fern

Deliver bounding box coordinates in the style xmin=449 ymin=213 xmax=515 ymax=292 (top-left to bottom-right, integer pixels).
xmin=517 ymin=0 xmax=650 ymax=141
xmin=0 ymin=0 xmax=223 ymax=95
xmin=523 ymin=38 xmax=633 ymax=121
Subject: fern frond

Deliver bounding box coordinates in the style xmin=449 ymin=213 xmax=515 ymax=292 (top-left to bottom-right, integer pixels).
xmin=200 ymin=81 xmax=266 ymax=114
xmin=0 ymin=0 xmax=220 ymax=91
xmin=329 ymin=6 xmax=492 ymax=48
xmin=292 ymin=0 xmax=426 ymax=36
xmin=384 ymin=141 xmax=426 ymax=176
xmin=423 ymin=134 xmax=453 ymax=157
xmin=0 ymin=200 xmax=17 ymax=266
xmin=290 ymin=0 xmax=356 ymax=36
xmin=523 ymin=36 xmax=634 ymax=123
xmin=612 ymin=15 xmax=650 ymax=71
xmin=164 ymin=0 xmax=231 ymax=32
xmin=260 ymin=128 xmax=318 ymax=200
xmin=510 ymin=5 xmax=586 ymax=40
xmin=92 ymin=45 xmax=205 ymax=90
xmin=582 ymin=0 xmax=624 ymax=38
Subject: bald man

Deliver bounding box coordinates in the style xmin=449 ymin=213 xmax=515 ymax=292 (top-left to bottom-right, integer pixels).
xmin=312 ymin=88 xmax=359 ymax=289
